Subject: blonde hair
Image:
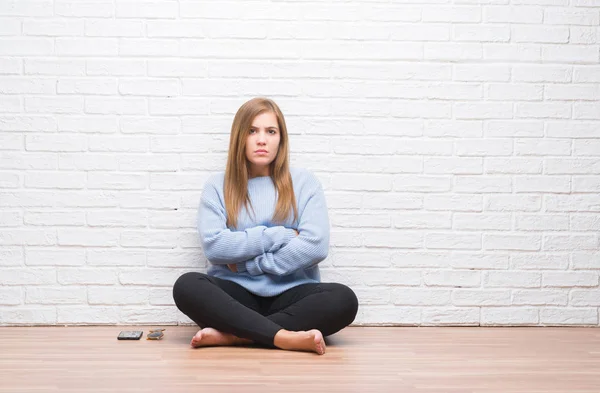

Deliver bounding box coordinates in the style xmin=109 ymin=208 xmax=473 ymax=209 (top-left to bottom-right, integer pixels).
xmin=224 ymin=97 xmax=298 ymax=228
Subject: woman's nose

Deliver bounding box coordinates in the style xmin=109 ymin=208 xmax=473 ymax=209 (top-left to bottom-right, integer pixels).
xmin=256 ymin=131 xmax=266 ymax=143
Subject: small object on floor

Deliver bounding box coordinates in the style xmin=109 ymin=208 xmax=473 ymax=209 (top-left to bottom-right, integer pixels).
xmin=147 ymin=328 xmax=165 ymax=340
xmin=117 ymin=331 xmax=143 ymax=340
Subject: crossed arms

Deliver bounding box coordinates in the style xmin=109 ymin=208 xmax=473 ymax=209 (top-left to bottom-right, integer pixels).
xmin=198 ymin=184 xmax=330 ymax=277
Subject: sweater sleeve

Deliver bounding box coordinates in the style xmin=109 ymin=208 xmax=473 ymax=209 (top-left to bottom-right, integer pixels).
xmin=198 ymin=182 xmax=297 ymax=265
xmin=236 ymin=181 xmax=330 ymax=276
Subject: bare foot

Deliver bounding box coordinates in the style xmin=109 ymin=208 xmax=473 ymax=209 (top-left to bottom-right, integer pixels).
xmin=273 ymin=329 xmax=326 ymax=355
xmin=190 ymin=327 xmax=252 ymax=348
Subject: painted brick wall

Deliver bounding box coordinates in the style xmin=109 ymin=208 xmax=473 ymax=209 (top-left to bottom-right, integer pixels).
xmin=1 ymin=0 xmax=599 ymax=326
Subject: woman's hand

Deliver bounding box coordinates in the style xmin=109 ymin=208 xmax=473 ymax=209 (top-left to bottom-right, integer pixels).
xmin=293 ymin=229 xmax=299 ymax=236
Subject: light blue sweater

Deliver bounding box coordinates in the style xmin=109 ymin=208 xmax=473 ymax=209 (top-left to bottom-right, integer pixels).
xmin=197 ymin=168 xmax=330 ymax=297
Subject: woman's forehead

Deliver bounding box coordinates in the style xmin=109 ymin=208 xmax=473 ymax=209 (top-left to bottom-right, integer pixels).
xmin=251 ymin=111 xmax=278 ymax=127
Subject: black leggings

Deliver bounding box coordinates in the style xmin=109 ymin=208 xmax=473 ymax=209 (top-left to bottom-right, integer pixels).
xmin=172 ymin=272 xmax=359 ymax=347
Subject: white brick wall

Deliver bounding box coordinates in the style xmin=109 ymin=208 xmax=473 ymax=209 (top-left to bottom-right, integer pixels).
xmin=1 ymin=0 xmax=599 ymax=327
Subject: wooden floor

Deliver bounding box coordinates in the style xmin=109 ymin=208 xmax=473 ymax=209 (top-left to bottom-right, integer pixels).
xmin=0 ymin=326 xmax=599 ymax=393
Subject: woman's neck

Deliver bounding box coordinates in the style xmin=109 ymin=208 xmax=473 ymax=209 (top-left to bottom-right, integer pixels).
xmin=248 ymin=165 xmax=270 ymax=179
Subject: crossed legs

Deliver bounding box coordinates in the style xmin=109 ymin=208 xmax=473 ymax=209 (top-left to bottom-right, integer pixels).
xmin=172 ymin=272 xmax=358 ymax=355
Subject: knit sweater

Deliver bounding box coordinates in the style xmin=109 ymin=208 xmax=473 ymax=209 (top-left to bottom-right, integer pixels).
xmin=197 ymin=167 xmax=330 ymax=297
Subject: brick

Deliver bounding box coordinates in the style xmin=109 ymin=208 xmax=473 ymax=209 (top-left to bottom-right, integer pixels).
xmin=332 ymin=174 xmax=392 ymax=191
xmin=453 ymin=289 xmax=510 ymax=306
xmin=56 ymin=38 xmax=118 ymax=56
xmin=484 ymin=44 xmax=541 ymax=62
xmin=58 ymin=229 xmax=119 ymax=247
xmin=55 ymin=1 xmax=114 ymax=17
xmin=424 ymin=195 xmax=483 ymax=212
xmin=363 ymin=230 xmax=423 ymax=249
xmin=481 ymin=307 xmax=539 ymax=325
xmin=85 ymin=19 xmax=144 ymax=37
xmin=0 ymin=77 xmax=56 ymax=94
xmin=513 ymin=26 xmax=569 ymax=43
xmin=423 ymin=6 xmax=481 ymax=23
xmin=483 ymin=271 xmax=541 ymax=288
xmin=0 ymin=58 xmax=21 ymax=74
xmin=87 ymin=249 xmax=146 ymax=266
xmin=511 ymin=254 xmax=569 ymax=270
xmin=87 ymin=173 xmax=147 ymax=190
xmin=26 ymin=248 xmax=85 ymax=266
xmin=147 ymin=250 xmax=203 ymax=268
xmin=547 ymin=159 xmax=600 ymax=175
xmin=0 ymin=211 xmax=21 ymax=226
xmin=332 ymin=213 xmax=391 ymax=228
xmin=0 ymin=308 xmax=56 ymax=325
xmin=393 ymin=289 xmax=451 ymax=306
xmin=426 ymin=233 xmax=482 ymax=250
xmin=87 ymin=59 xmax=145 ymax=76
xmin=540 ymin=308 xmax=597 ymax=325
xmin=0 ymin=229 xmax=56 ymax=246
xmin=422 ymin=307 xmax=480 ymax=325
xmin=57 ymin=306 xmax=117 ymax=324
xmin=574 ymin=103 xmax=600 ymax=119
xmin=25 ymin=59 xmax=85 ymax=75
xmin=24 ymin=19 xmax=83 ymax=36
xmin=546 ymin=122 xmax=600 ymax=138
xmin=0 ymin=37 xmax=54 ymax=56
xmin=487 ymin=83 xmax=543 ymax=100
xmin=120 ymin=231 xmax=179 ymax=248
xmin=25 ymin=171 xmax=85 ymax=189
xmin=515 ymin=176 xmax=570 ymax=193
xmin=331 ymin=249 xmax=392 ymax=268
xmin=394 ymin=175 xmax=452 ymax=192
xmin=485 ymin=121 xmax=543 ymax=137
xmin=571 ymin=176 xmax=600 ymax=192
xmin=24 ymin=211 xmax=85 ymax=226
xmin=88 ymin=287 xmax=148 ymax=305
xmin=424 ymin=270 xmax=481 ymax=287
xmin=484 ymin=234 xmax=541 ymax=251
xmin=0 ymin=287 xmax=21 ymax=305
xmin=57 ymin=78 xmax=117 ymax=95
xmin=512 ymin=289 xmax=568 ymax=306
xmin=545 ymin=195 xmax=600 ymax=212
xmin=516 ymin=102 xmax=571 ymax=119
xmin=118 ymin=268 xmax=182 ymax=286
xmin=570 ymin=290 xmax=600 ymax=306
xmin=543 ymin=272 xmax=598 ymax=287
xmin=571 ymin=213 xmax=600 ymax=230
xmin=425 ymin=157 xmax=483 ymax=174
xmin=486 ymin=158 xmax=543 ymax=174
xmin=394 ymin=212 xmax=452 ymax=229
xmin=454 ymin=176 xmax=512 ymax=193
xmin=26 ymin=286 xmax=86 ymax=304
xmin=515 ymin=214 xmax=569 ymax=231
xmin=1 ymin=268 xmax=56 ymax=285
xmin=453 ymin=25 xmax=510 ymax=42
xmin=58 ymin=268 xmax=117 ymax=285
xmin=515 ymin=139 xmax=571 ymax=156
xmin=542 ymin=234 xmax=598 ymax=251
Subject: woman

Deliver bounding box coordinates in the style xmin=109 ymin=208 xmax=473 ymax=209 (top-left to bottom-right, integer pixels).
xmin=172 ymin=97 xmax=358 ymax=355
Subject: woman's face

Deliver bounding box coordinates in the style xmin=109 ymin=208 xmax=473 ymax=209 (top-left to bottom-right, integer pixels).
xmin=245 ymin=111 xmax=281 ymax=178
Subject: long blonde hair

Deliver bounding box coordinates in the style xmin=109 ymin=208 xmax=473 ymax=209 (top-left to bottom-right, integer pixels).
xmin=224 ymin=97 xmax=298 ymax=228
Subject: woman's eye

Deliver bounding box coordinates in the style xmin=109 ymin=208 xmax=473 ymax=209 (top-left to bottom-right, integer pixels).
xmin=249 ymin=129 xmax=256 ymax=134
xmin=268 ymin=130 xmax=276 ymax=134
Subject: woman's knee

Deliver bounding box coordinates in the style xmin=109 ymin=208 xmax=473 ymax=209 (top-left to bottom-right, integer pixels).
xmin=329 ymin=283 xmax=359 ymax=324
xmin=172 ymin=272 xmax=207 ymax=307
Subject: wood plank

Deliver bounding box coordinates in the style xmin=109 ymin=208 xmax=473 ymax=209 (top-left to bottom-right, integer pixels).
xmin=0 ymin=326 xmax=599 ymax=392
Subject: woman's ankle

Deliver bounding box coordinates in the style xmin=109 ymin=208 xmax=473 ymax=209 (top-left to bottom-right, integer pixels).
xmin=273 ymin=329 xmax=295 ymax=349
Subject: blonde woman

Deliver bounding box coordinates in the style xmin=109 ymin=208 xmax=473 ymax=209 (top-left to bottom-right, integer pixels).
xmin=173 ymin=97 xmax=358 ymax=355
